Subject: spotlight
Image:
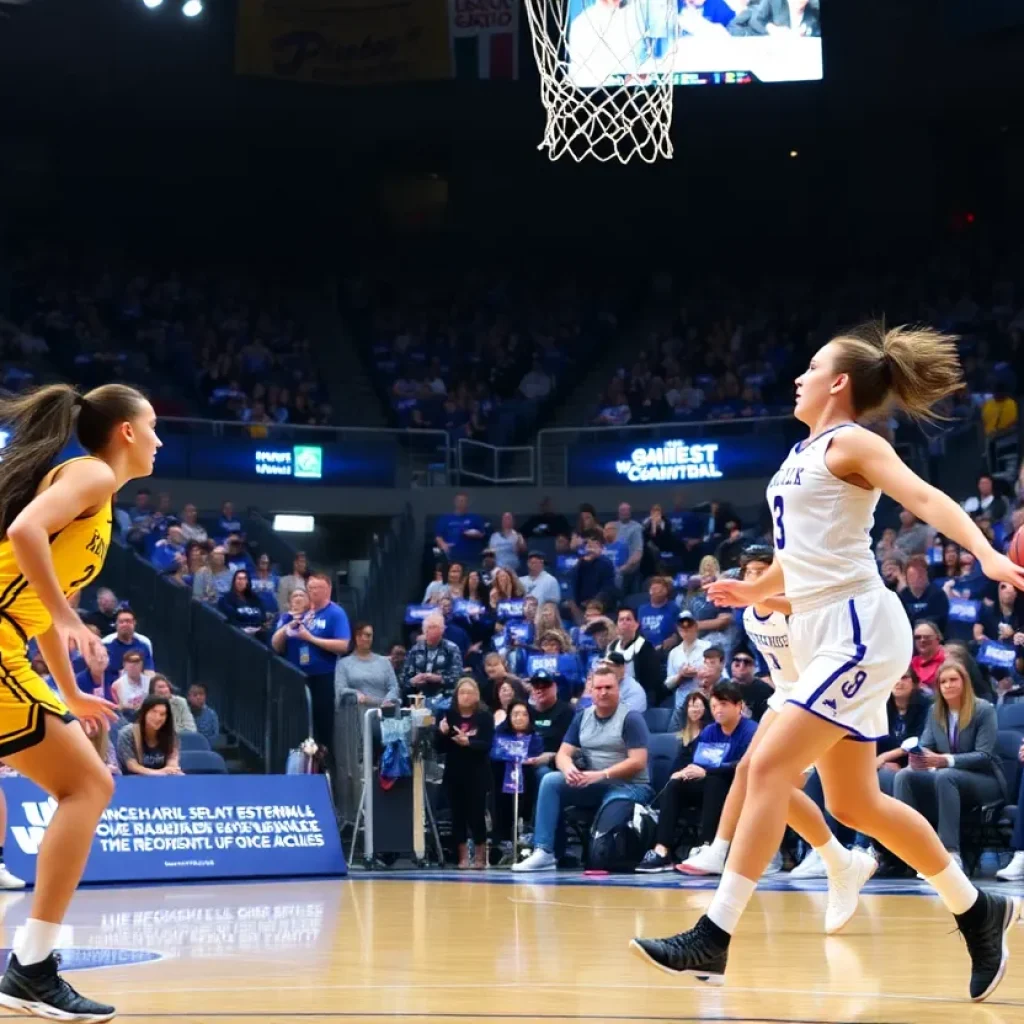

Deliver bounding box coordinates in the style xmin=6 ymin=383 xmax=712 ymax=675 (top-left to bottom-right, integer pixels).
xmin=182 ymin=0 xmax=202 ymax=15
xmin=142 ymin=0 xmax=164 ymax=7
xmin=789 ymin=150 xmax=799 ymax=158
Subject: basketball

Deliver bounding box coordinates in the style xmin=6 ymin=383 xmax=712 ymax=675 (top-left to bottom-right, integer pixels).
xmin=1009 ymin=526 xmax=1024 ymax=569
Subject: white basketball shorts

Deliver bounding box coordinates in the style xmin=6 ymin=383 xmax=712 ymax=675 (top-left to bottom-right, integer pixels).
xmin=786 ymin=587 xmax=912 ymax=741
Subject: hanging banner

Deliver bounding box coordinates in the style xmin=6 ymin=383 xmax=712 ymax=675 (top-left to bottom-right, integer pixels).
xmin=236 ymin=0 xmax=452 ymax=86
xmin=450 ymin=0 xmax=519 ymax=79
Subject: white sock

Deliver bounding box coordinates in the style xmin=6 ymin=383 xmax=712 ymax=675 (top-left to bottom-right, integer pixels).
xmin=926 ymin=859 xmax=978 ymax=916
xmin=706 ymin=870 xmax=757 ymax=935
xmin=816 ymin=835 xmax=853 ymax=875
xmin=14 ymin=918 xmax=62 ymax=967
xmin=709 ymin=836 xmax=731 ymax=860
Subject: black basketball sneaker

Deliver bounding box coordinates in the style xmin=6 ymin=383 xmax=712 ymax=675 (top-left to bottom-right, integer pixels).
xmin=0 ymin=952 xmax=115 ymax=1022
xmin=955 ymin=891 xmax=1022 ymax=1002
xmin=629 ymin=914 xmax=731 ymax=985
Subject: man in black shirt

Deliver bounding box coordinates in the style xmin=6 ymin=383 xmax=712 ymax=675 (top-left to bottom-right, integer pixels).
xmin=528 ymin=672 xmax=575 ymax=777
xmin=84 ymin=588 xmax=121 ymax=637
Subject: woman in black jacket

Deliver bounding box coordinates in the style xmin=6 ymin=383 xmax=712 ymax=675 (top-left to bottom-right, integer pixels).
xmin=218 ymin=569 xmax=267 ymax=638
xmin=875 ymin=669 xmax=933 ymax=795
xmin=435 ymin=677 xmax=494 ymax=869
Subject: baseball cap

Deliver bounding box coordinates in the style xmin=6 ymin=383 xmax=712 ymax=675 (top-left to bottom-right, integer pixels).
xmin=677 ymin=610 xmax=697 ymax=624
xmin=527 ymin=550 xmax=546 ymax=562
xmin=530 ymin=671 xmax=556 ymax=688
xmin=603 ymin=651 xmax=626 ymax=667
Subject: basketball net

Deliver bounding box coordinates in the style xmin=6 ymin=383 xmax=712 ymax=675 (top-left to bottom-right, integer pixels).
xmin=524 ymin=0 xmax=677 ymax=164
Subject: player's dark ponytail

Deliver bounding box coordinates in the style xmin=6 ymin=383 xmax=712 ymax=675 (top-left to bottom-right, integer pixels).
xmin=0 ymin=382 xmax=146 ymax=537
xmin=832 ymin=321 xmax=963 ymax=422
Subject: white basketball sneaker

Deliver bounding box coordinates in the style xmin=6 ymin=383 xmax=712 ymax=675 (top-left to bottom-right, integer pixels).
xmin=0 ymin=865 xmax=25 ymax=891
xmin=996 ymin=852 xmax=1024 ymax=882
xmin=790 ymin=848 xmax=827 ymax=879
xmin=825 ymin=848 xmax=877 ymax=935
xmin=676 ymin=843 xmax=727 ymax=877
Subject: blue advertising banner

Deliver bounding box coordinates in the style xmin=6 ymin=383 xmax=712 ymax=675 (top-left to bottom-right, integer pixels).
xmin=3 ymin=774 xmax=346 ymax=886
xmin=567 ymin=436 xmax=792 ymax=487
xmin=155 ymin=435 xmax=396 ymax=487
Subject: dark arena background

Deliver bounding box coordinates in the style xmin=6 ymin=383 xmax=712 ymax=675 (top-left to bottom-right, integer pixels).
xmin=0 ymin=0 xmax=1023 ymax=1022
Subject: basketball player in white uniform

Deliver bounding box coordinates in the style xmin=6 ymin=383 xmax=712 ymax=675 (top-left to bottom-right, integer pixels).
xmin=633 ymin=323 xmax=1024 ymax=1002
xmin=679 ymin=545 xmax=874 ymax=936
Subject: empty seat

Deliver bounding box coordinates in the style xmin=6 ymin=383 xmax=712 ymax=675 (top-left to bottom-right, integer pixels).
xmin=643 ymin=707 xmax=674 ymax=734
xmin=179 ymin=750 xmax=228 ymax=774
xmin=178 ymin=731 xmax=212 ymax=752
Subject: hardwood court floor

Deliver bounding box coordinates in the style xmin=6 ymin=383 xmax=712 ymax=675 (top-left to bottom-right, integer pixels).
xmin=0 ymin=873 xmax=1022 ymax=1023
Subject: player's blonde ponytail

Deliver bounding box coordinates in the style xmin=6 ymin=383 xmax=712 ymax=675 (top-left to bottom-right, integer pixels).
xmin=832 ymin=321 xmax=963 ymax=421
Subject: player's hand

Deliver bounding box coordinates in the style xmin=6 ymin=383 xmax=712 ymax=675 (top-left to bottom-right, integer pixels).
xmin=979 ymin=549 xmax=1024 ymax=592
xmin=65 ymin=690 xmax=119 ymax=726
xmin=62 ymin=619 xmax=104 ymax=668
xmin=706 ymin=578 xmax=757 ymax=608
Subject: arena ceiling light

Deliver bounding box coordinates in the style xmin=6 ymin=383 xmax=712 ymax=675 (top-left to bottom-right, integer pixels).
xmin=142 ymin=0 xmax=164 ymax=7
xmin=182 ymin=0 xmax=203 ymax=16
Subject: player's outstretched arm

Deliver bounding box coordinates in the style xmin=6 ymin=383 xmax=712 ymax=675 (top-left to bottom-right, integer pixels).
xmin=829 ymin=429 xmax=1024 ymax=591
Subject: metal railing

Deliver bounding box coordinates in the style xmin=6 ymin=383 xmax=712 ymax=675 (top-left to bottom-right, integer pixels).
xmin=536 ymin=417 xmax=801 ymax=488
xmin=96 ymin=540 xmax=312 ymax=773
xmin=157 ymin=417 xmax=453 ymax=487
xmin=456 ymin=439 xmax=536 ymax=484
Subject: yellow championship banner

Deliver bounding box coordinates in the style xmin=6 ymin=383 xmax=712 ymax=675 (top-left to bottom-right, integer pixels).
xmin=236 ymin=0 xmax=452 ymax=86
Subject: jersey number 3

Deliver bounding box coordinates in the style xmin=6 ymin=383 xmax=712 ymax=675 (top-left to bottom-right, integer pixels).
xmin=772 ymin=495 xmax=785 ymax=550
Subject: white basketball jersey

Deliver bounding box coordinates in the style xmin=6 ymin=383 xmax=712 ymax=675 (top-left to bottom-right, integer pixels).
xmin=742 ymin=607 xmax=796 ymax=687
xmin=765 ymin=423 xmax=883 ymax=613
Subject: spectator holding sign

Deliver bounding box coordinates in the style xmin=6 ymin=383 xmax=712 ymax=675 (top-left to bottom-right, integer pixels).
xmin=491 ymin=699 xmax=544 ymax=859
xmin=636 ymin=682 xmax=757 ymax=872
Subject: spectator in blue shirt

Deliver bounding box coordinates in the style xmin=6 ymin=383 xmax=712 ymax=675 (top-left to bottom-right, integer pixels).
xmin=151 ymin=525 xmax=187 ymax=575
xmin=217 ymin=500 xmax=242 ymax=541
xmin=102 ymin=609 xmax=155 ymax=695
xmin=602 ymin=521 xmax=631 ymax=575
xmin=271 ymin=572 xmax=350 ymax=758
xmin=637 ymin=576 xmax=679 ymax=651
xmin=434 ymin=492 xmax=488 ymax=565
xmin=187 ymin=682 xmax=221 ymax=743
xmin=251 ymin=553 xmax=280 ymax=615
xmin=75 ymin=639 xmax=108 ymax=697
xmin=439 ymin=596 xmax=472 ymax=656
xmin=636 ymin=681 xmax=757 ymax=871
xmin=224 ymin=533 xmax=256 ymax=577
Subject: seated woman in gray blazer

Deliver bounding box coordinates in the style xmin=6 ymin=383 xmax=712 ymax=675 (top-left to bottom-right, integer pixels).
xmin=894 ymin=659 xmax=1005 ymax=868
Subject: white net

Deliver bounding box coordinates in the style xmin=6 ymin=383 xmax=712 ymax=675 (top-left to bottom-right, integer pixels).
xmin=524 ymin=0 xmax=678 ymax=164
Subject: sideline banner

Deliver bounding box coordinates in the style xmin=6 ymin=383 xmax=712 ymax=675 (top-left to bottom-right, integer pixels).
xmin=4 ymin=774 xmax=346 ymax=886
xmin=236 ymin=0 xmax=452 ymax=86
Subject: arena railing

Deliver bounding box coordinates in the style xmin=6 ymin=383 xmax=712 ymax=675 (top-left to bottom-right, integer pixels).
xmin=158 ymin=417 xmax=453 ymax=487
xmin=456 ymin=439 xmax=536 ymax=484
xmin=97 ymin=540 xmax=312 ymax=773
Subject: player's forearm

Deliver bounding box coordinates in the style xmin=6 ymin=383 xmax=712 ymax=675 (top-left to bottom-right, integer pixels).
xmin=36 ymin=625 xmax=77 ymax=703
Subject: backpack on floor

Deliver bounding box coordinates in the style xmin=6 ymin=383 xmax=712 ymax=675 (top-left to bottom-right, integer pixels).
xmin=587 ymin=799 xmax=656 ymax=873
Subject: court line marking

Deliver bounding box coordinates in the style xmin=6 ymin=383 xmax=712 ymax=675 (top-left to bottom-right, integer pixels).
xmin=113 ymin=1015 xmax=893 ymax=1024
xmin=99 ymin=978 xmax=1024 ymax=1010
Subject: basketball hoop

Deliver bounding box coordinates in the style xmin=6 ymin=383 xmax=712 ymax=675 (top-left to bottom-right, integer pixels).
xmin=524 ymin=0 xmax=677 ymax=164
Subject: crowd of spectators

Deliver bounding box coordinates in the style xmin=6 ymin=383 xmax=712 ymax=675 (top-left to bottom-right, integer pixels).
xmin=593 ymin=270 xmax=1024 ymax=430
xmin=344 ymin=270 xmax=621 ymax=444
xmin=358 ymin=462 xmax=1024 ymax=873
xmin=6 ymin=250 xmax=332 ymax=426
